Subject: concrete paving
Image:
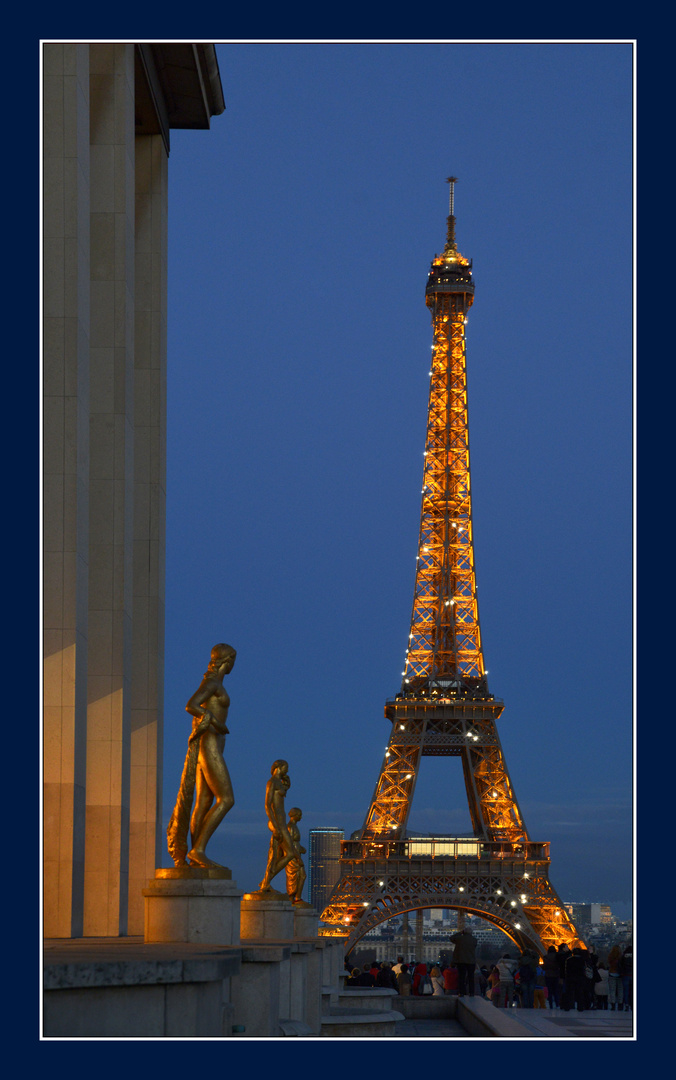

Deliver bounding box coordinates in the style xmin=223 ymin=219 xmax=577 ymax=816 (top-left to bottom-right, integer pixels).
xmin=491 ymin=1007 xmax=635 ymax=1039
xmin=394 ymin=1007 xmax=634 ymax=1039
xmin=395 ymin=1016 xmax=468 ymax=1037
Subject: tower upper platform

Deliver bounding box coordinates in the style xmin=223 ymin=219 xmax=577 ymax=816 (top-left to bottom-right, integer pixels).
xmin=425 ymin=252 xmax=474 ymax=300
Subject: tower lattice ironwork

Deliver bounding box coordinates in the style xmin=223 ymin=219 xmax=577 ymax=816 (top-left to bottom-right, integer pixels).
xmin=320 ymin=179 xmax=582 ymax=956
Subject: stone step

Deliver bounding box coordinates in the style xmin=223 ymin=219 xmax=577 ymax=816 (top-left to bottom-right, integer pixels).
xmin=338 ymin=988 xmax=399 ymax=1011
xmin=320 ymin=1007 xmax=405 ymax=1038
xmin=279 ymin=1019 xmax=317 ymax=1037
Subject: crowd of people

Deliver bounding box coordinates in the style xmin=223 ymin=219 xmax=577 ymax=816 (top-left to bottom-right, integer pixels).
xmin=344 ymin=930 xmax=633 ymax=1013
xmin=485 ymin=941 xmax=633 ymax=1012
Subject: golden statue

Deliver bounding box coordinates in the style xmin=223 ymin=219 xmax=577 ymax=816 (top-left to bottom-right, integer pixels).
xmin=166 ymin=643 xmax=236 ymax=869
xmin=285 ymin=808 xmax=313 ymax=907
xmin=258 ymin=760 xmax=297 ymax=895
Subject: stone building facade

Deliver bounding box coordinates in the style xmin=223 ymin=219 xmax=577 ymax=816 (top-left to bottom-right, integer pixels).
xmin=43 ymin=42 xmax=225 ymax=938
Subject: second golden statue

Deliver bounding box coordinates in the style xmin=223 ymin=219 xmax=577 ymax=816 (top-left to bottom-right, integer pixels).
xmin=255 ymin=760 xmax=313 ymax=906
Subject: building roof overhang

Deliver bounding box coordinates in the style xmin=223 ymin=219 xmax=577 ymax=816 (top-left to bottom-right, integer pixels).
xmin=135 ymin=43 xmax=225 ymax=153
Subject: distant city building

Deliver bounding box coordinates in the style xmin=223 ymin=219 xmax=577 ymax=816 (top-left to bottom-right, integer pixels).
xmin=360 ymin=914 xmax=512 ymax=965
xmin=565 ymin=902 xmax=603 ymax=926
xmin=356 ymin=903 xmax=632 ymax=967
xmin=309 ymin=828 xmax=344 ymax=916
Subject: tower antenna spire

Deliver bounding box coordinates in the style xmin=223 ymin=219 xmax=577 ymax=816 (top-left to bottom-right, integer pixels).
xmin=445 ymin=176 xmax=458 ymax=254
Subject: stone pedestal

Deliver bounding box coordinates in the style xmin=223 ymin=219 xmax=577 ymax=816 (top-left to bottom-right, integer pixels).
xmin=143 ymin=869 xmax=242 ymax=946
xmin=240 ymin=893 xmax=295 ymax=940
xmin=293 ymin=905 xmax=320 ymax=939
xmin=230 ymin=944 xmax=291 ymax=1037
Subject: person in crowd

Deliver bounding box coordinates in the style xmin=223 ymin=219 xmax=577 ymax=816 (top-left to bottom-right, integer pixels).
xmin=579 ymin=947 xmax=595 ymax=1010
xmin=496 ymin=953 xmax=518 ymax=1008
xmin=391 ymin=955 xmax=405 ymax=976
xmin=543 ymin=944 xmax=561 ymax=1009
xmin=376 ymin=962 xmax=398 ymax=991
xmin=594 ymin=962 xmax=609 ymax=1010
xmin=397 ymin=963 xmax=412 ymax=996
xmin=430 ymin=964 xmax=445 ymax=996
xmin=449 ymin=925 xmax=478 ymax=997
xmin=518 ymin=949 xmax=538 ymax=1008
xmin=443 ymin=963 xmax=459 ymax=995
xmin=620 ymin=944 xmax=633 ymax=1011
xmin=607 ymin=944 xmax=623 ymax=1010
xmin=487 ymin=965 xmax=501 ymax=1007
xmin=369 ymin=961 xmax=380 ymax=981
xmin=346 ymin=966 xmax=361 ymax=987
xmin=533 ymin=960 xmax=547 ymax=1008
xmin=514 ymin=956 xmax=528 ymax=1006
xmin=357 ymin=964 xmax=376 ymax=987
xmin=412 ymin=960 xmax=427 ymax=996
xmin=557 ymin=943 xmax=572 ymax=1003
xmin=561 ymin=947 xmax=587 ymax=1012
xmin=588 ymin=949 xmax=603 ymax=1009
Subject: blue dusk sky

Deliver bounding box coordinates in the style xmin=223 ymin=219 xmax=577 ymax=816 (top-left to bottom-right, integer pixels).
xmin=161 ymin=42 xmax=633 ymax=917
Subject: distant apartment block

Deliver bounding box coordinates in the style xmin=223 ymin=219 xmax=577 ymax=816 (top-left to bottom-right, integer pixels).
xmin=309 ymin=827 xmax=344 ymax=916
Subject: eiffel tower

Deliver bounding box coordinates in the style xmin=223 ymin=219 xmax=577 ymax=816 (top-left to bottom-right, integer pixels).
xmin=320 ymin=179 xmax=582 ymax=956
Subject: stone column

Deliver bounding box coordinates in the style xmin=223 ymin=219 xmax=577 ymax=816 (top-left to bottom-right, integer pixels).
xmin=83 ymin=43 xmax=136 ymax=936
xmin=128 ymin=129 xmax=168 ymax=934
xmin=43 ymin=42 xmax=91 ymax=939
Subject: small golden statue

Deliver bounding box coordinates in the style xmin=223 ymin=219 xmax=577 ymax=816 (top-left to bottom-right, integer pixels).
xmin=166 ymin=643 xmax=236 ymax=870
xmin=285 ymin=807 xmax=313 ymax=908
xmin=257 ymin=760 xmax=297 ymax=896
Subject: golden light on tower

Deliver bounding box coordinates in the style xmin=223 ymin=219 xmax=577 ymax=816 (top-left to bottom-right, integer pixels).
xmin=404 ymin=210 xmax=483 ymax=691
xmin=320 ymin=179 xmax=582 ymax=955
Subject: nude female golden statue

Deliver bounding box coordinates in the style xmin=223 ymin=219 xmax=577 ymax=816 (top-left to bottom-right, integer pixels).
xmin=166 ymin=643 xmax=236 ymax=869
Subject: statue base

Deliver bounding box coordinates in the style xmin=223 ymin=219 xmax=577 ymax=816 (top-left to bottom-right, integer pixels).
xmin=143 ymin=871 xmax=242 ymax=946
xmin=293 ymin=904 xmax=320 ymax=939
xmin=243 ymin=886 xmax=288 ymax=901
xmin=155 ymin=865 xmax=232 ymax=880
xmin=240 ymin=893 xmax=295 ymax=940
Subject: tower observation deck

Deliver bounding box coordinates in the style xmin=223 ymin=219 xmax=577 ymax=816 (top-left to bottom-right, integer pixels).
xmin=320 ymin=180 xmax=582 ymax=956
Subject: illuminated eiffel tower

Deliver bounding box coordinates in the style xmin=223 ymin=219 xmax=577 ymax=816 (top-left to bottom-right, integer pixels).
xmin=320 ymin=179 xmax=581 ymax=956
